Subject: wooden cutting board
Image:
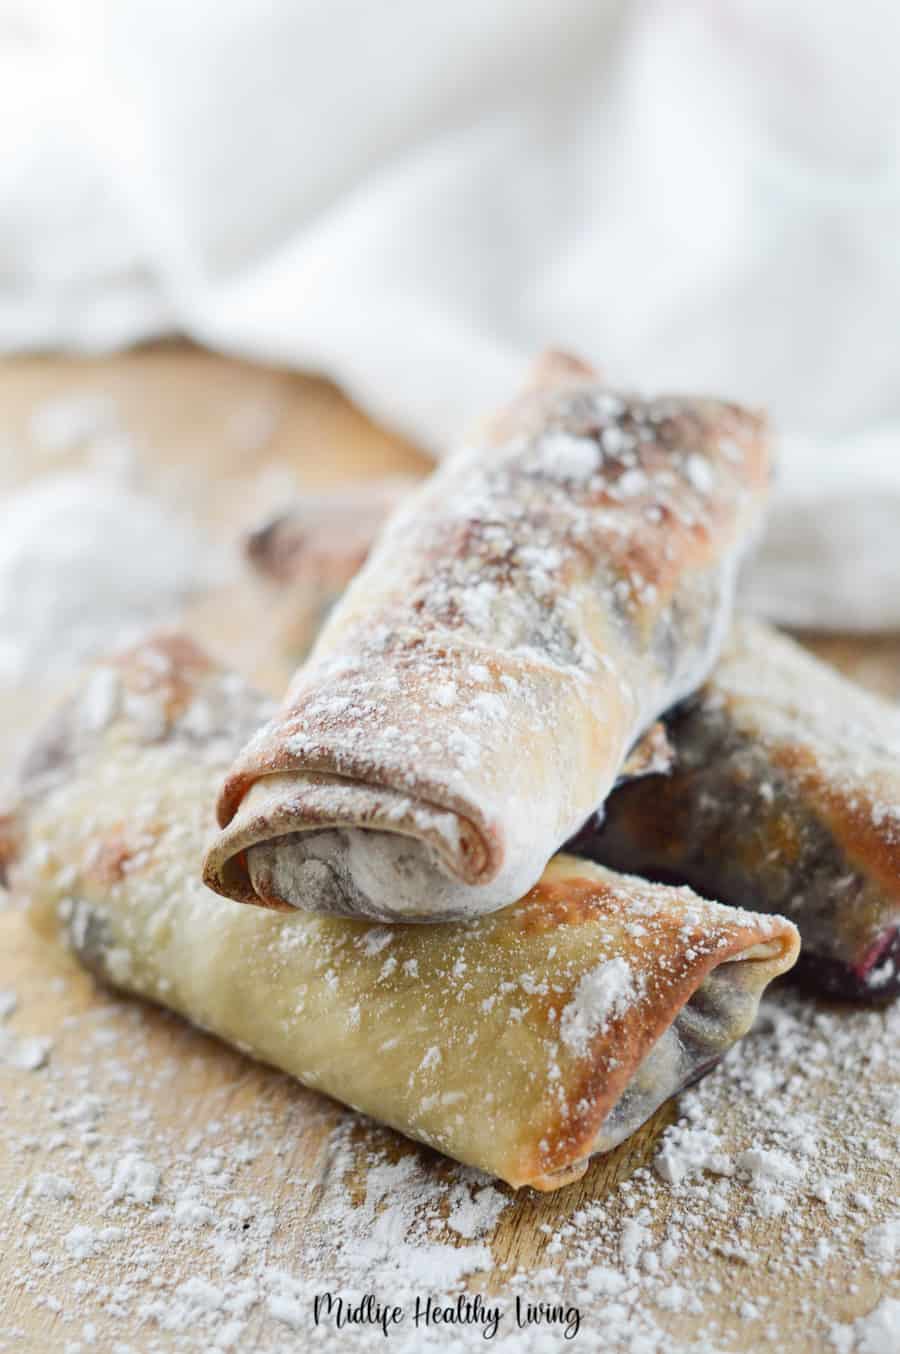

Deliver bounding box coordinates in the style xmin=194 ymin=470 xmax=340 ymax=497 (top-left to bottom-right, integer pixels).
xmin=0 ymin=347 xmax=897 ymax=1353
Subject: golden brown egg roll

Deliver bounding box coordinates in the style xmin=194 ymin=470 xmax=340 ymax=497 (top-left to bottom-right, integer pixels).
xmin=3 ymin=634 xmax=798 ymax=1190
xmin=204 ymin=354 xmax=770 ymax=922
xmin=569 ymin=619 xmax=900 ymax=1001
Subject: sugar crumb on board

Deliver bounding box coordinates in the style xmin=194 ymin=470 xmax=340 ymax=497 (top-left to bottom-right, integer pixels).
xmin=0 ymin=962 xmax=896 ymax=1353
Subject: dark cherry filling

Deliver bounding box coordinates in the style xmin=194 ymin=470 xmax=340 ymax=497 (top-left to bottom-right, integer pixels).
xmin=794 ymin=927 xmax=900 ymax=1003
xmin=565 ymin=814 xmax=599 ymax=856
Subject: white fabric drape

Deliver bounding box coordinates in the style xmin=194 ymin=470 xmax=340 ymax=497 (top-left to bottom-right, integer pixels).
xmin=3 ymin=0 xmax=900 ymax=628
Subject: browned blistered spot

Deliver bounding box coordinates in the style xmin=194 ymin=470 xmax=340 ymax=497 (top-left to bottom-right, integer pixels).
xmin=84 ymin=833 xmax=134 ymax=886
xmin=83 ymin=825 xmax=162 ymax=886
xmin=408 ymin=513 xmax=588 ymax=632
xmin=515 ymin=871 xmax=720 ymax=948
xmin=604 ymin=518 xmax=713 ymax=613
xmin=112 ymin=631 xmax=214 ymax=727
xmin=114 ymin=631 xmax=212 ymax=683
xmin=513 ymin=877 xmax=623 ymax=934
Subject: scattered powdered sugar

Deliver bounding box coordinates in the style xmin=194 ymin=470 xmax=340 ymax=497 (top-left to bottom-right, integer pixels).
xmin=63 ymin=1224 xmax=125 ymax=1261
xmin=654 ymin=1125 xmax=733 ymax=1186
xmin=733 ymin=1145 xmax=806 ymax=1218
xmin=529 ymin=431 xmax=599 ymax=483
xmin=0 ymin=1027 xmax=52 ymax=1071
xmin=0 ymin=939 xmax=897 ymax=1352
xmin=0 ymin=385 xmax=895 ymax=1351
xmin=560 ymin=957 xmax=637 ymax=1056
xmin=32 ymin=1174 xmax=75 ymax=1202
xmin=736 ymin=1145 xmax=804 ymax=1184
xmin=108 ymin=1154 xmax=161 ymax=1206
xmin=357 ymin=927 xmax=394 ymax=957
xmin=865 ymin=1219 xmax=900 ymax=1276
xmin=684 ymin=452 xmax=715 ymax=495
xmin=616 ymin=467 xmax=649 ymax=497
xmin=79 ymin=666 xmax=121 ymax=734
xmin=445 ymin=1184 xmax=509 ymax=1239
xmin=829 ymin=1298 xmax=900 ymax=1353
xmin=0 ymin=469 xmax=222 ymax=684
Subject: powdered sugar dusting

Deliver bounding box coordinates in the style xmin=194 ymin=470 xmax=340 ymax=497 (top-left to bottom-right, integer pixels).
xmin=0 ymin=1031 xmax=52 ymax=1070
xmin=0 ymin=963 xmax=895 ymax=1352
xmin=0 ymin=470 xmax=222 ymax=685
xmin=560 ymin=958 xmax=638 ymax=1056
xmin=654 ymin=1125 xmax=733 ymax=1185
xmin=0 ymin=991 xmax=52 ymax=1070
xmin=829 ymin=1299 xmax=900 ymax=1353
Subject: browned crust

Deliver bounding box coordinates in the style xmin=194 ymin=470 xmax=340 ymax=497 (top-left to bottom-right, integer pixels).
xmin=111 ymin=631 xmax=214 ymax=727
xmin=566 ymin=404 xmax=768 ymax=621
xmin=767 ymin=739 xmax=900 ymax=907
xmin=437 ymin=394 xmax=768 ymax=633
xmin=505 ymin=876 xmax=797 ymax=1189
xmin=81 ymin=822 xmax=165 ymax=888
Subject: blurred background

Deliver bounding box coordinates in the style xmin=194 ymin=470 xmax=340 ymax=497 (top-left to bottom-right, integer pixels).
xmin=1 ymin=0 xmax=900 ymax=707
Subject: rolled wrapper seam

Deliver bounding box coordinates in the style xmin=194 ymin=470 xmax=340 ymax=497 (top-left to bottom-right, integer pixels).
xmin=204 ymin=354 xmax=770 ymax=920
xmin=4 ymin=634 xmax=799 ymax=1190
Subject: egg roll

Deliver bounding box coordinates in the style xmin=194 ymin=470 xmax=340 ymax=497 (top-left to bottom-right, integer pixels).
xmin=3 ymin=634 xmax=798 ymax=1190
xmin=204 ymin=353 xmax=770 ymax=921
xmin=570 ymin=619 xmax=900 ymax=1000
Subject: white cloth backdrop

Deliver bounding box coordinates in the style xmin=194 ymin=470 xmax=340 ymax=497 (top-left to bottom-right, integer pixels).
xmin=3 ymin=0 xmax=900 ymax=628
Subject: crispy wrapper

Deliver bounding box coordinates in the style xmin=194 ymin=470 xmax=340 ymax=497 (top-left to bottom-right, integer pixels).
xmin=204 ymin=354 xmax=770 ymax=921
xmin=3 ymin=635 xmax=798 ymax=1190
xmin=570 ymin=619 xmax=900 ymax=1000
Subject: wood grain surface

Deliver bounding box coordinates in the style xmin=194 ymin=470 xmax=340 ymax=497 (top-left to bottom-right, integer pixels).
xmin=0 ymin=347 xmax=896 ymax=1353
